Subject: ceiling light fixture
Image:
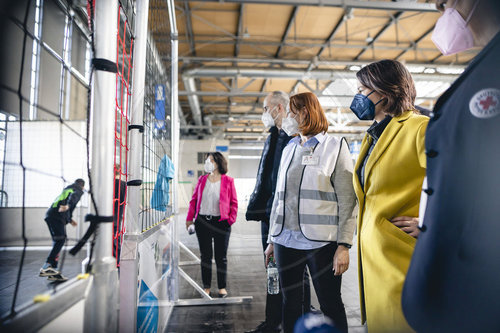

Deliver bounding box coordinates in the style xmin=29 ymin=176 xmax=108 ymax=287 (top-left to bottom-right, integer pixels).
xmin=243 ymin=28 xmax=250 ymax=39
xmin=365 ymin=32 xmax=374 ymax=43
xmin=345 ymin=7 xmax=354 ymax=20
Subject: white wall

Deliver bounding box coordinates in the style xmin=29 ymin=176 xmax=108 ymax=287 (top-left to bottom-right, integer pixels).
xmin=229 ymin=144 xmax=265 ymax=214
xmin=178 ymin=138 xmax=230 ymax=209
xmin=178 ymin=138 xmax=266 ymax=215
xmin=3 ymin=121 xmax=88 ymax=207
xmin=0 ymin=120 xmax=89 ymax=246
xmin=0 ymin=205 xmax=88 ymax=246
xmin=227 ymin=158 xmax=260 ymax=178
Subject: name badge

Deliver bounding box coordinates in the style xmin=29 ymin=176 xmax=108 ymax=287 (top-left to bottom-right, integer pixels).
xmin=302 ymin=155 xmax=319 ymax=165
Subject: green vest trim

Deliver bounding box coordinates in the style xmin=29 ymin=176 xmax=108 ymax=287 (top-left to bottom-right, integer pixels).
xmin=51 ymin=188 xmax=74 ymax=208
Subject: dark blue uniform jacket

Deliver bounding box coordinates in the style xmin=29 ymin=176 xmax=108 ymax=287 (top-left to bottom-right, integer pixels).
xmin=403 ymin=31 xmax=500 ymax=332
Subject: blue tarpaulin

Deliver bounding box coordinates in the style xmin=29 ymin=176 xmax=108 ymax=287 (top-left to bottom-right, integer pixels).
xmin=150 ymin=155 xmax=175 ymax=211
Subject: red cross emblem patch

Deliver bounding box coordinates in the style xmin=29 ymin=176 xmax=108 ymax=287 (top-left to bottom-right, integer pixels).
xmin=469 ymin=88 xmax=500 ymax=119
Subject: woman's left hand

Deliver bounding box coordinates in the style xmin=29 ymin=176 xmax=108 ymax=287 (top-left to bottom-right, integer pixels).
xmin=391 ymin=216 xmax=420 ymax=238
xmin=333 ymin=245 xmax=350 ymax=276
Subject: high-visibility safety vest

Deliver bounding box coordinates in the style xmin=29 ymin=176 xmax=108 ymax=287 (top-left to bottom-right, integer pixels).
xmin=269 ymin=134 xmax=344 ymax=241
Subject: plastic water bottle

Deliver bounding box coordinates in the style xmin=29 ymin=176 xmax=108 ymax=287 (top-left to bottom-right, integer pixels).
xmin=267 ymin=255 xmax=279 ymax=295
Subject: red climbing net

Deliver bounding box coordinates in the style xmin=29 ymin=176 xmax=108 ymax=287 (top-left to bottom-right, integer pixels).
xmin=113 ymin=2 xmax=134 ymax=266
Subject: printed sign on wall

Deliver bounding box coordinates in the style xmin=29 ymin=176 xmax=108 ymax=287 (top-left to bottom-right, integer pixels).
xmin=137 ymin=223 xmax=173 ymax=332
xmin=155 ymin=84 xmax=166 ymax=130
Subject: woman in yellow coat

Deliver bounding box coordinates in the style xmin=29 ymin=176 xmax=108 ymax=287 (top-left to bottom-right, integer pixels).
xmin=349 ymin=60 xmax=428 ymax=332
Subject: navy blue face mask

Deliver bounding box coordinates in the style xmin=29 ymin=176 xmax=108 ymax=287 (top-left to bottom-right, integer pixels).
xmin=350 ymin=90 xmax=383 ymax=120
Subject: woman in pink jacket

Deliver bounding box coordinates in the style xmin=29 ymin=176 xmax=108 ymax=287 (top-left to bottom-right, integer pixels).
xmin=186 ymin=152 xmax=238 ymax=298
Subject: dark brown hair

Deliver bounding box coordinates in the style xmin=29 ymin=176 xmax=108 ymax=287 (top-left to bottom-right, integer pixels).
xmin=74 ymin=179 xmax=85 ymax=188
xmin=356 ymin=60 xmax=416 ymax=117
xmin=289 ymin=92 xmax=329 ymax=136
xmin=207 ymin=152 xmax=228 ymax=174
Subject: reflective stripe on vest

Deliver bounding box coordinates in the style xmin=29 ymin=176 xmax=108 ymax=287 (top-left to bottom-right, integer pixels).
xmin=270 ymin=135 xmax=343 ymax=241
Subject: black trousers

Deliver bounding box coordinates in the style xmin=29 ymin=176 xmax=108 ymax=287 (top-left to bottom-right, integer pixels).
xmin=44 ymin=216 xmax=67 ymax=268
xmin=195 ymin=215 xmax=231 ymax=289
xmin=261 ymin=220 xmax=311 ymax=329
xmin=274 ymin=242 xmax=348 ymax=333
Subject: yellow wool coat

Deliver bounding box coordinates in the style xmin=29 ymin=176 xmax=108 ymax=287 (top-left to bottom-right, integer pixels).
xmin=354 ymin=111 xmax=428 ymax=333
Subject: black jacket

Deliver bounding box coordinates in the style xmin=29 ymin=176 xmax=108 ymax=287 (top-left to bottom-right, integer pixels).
xmin=246 ymin=127 xmax=292 ymax=221
xmin=45 ymin=183 xmax=84 ymax=223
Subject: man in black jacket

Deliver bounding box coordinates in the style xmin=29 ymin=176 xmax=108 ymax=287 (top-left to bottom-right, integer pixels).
xmin=246 ymin=91 xmax=311 ymax=333
xmin=39 ymin=179 xmax=85 ymax=282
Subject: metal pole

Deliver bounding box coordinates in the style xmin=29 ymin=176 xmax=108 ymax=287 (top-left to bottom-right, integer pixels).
xmin=84 ymin=0 xmax=118 ymax=332
xmin=168 ymin=0 xmax=180 ymax=303
xmin=119 ymin=0 xmax=149 ymax=331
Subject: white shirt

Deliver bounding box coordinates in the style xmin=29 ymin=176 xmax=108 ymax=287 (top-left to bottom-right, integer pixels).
xmin=418 ymin=177 xmax=428 ymax=228
xmin=199 ymin=179 xmax=221 ymax=216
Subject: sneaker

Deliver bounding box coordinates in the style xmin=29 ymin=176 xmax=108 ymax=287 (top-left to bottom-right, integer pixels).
xmin=39 ymin=265 xmax=59 ymax=277
xmin=245 ymin=321 xmax=280 ymax=333
xmin=47 ymin=273 xmax=68 ymax=282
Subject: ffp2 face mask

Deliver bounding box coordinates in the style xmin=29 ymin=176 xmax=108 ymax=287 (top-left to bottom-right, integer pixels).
xmin=204 ymin=159 xmax=215 ymax=173
xmin=431 ymin=0 xmax=479 ymax=56
xmin=281 ymin=114 xmax=300 ymax=136
xmin=261 ymin=106 xmax=278 ymax=127
xmin=350 ymin=90 xmax=384 ymax=120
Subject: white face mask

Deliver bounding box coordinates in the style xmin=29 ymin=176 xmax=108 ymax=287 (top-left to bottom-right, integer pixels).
xmin=261 ymin=106 xmax=278 ymax=128
xmin=281 ymin=113 xmax=299 ymax=136
xmin=204 ymin=158 xmax=215 ymax=173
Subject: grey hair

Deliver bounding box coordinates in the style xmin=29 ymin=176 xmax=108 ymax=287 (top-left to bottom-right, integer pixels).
xmin=267 ymin=90 xmax=289 ymax=108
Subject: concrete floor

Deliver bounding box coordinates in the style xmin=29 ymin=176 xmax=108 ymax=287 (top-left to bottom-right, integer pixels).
xmin=0 ymin=209 xmax=365 ymax=332
xmin=0 ymin=247 xmax=87 ymax=317
xmin=166 ymin=210 xmax=365 ymax=333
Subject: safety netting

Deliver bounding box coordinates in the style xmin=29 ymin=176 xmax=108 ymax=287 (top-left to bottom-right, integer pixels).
xmin=112 ymin=0 xmax=134 ymax=265
xmin=0 ymin=0 xmax=92 ymax=318
xmin=0 ymin=1 xmax=178 ymax=329
xmin=140 ymin=36 xmax=173 ymax=232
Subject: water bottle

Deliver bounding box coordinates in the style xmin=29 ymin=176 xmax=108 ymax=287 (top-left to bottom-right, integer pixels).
xmin=267 ymin=255 xmax=279 ymax=295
